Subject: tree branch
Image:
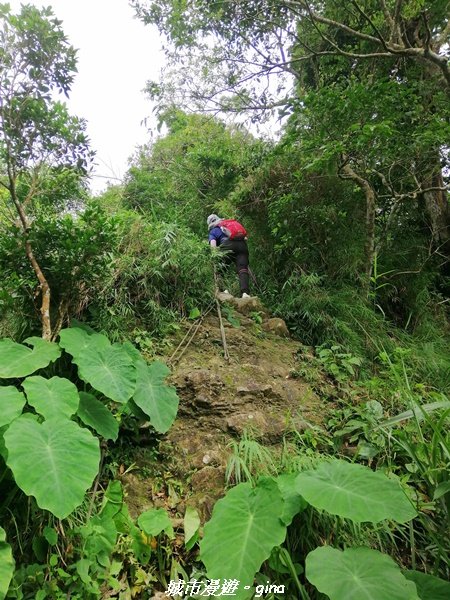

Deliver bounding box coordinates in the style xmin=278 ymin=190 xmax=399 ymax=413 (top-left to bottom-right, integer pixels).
xmin=338 ymin=155 xmax=377 ymax=280
xmin=393 ymin=0 xmax=405 ymax=30
xmin=350 ymin=0 xmax=390 ymax=51
xmin=6 ymin=159 xmax=52 ymax=339
xmin=380 ymin=0 xmax=395 ymax=34
xmin=295 ymin=0 xmax=450 ymax=88
xmin=300 ymin=1 xmax=383 ymax=44
xmin=422 ymin=11 xmax=432 ymax=52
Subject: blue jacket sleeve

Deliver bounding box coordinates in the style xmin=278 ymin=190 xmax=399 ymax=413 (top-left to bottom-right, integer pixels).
xmin=208 ymin=226 xmax=223 ymax=244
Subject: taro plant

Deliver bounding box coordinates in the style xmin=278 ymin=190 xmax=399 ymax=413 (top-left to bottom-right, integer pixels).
xmin=0 ymin=326 xmax=179 ymax=597
xmin=198 ymin=459 xmax=450 ymax=600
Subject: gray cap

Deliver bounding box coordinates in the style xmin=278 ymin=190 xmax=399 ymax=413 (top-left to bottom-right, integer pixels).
xmin=207 ymin=214 xmax=222 ymax=229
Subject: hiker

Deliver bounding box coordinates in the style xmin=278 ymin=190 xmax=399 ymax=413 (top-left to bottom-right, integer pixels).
xmin=207 ymin=214 xmax=251 ymax=298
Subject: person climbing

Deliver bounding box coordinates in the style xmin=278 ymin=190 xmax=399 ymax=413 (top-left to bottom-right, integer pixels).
xmin=207 ymin=214 xmax=251 ymax=298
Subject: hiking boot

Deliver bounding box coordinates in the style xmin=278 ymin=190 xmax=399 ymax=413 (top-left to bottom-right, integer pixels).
xmin=242 ymin=292 xmax=250 ymax=298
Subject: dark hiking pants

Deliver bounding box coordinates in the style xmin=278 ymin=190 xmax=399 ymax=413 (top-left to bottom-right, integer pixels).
xmin=220 ymin=239 xmax=250 ymax=295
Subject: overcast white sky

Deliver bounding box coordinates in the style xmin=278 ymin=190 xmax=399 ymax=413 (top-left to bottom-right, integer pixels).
xmin=10 ymin=0 xmax=164 ymax=193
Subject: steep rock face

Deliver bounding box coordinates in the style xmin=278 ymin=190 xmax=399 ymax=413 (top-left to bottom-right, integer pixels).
xmin=123 ymin=296 xmax=327 ymax=521
xmin=159 ymin=298 xmax=324 ymax=518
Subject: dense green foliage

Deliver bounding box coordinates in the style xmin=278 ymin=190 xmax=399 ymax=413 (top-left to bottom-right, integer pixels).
xmin=0 ymin=327 xmax=179 ymax=596
xmin=126 ymin=0 xmax=450 ymax=387
xmin=0 ymin=3 xmax=92 ymax=340
xmin=1 ymin=1 xmax=449 ymax=598
xmin=200 ymin=461 xmax=419 ymax=599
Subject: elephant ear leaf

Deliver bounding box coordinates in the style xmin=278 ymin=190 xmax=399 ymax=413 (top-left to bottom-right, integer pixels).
xmin=59 ymin=328 xmax=136 ymax=404
xmin=0 ymin=526 xmax=14 ymax=600
xmin=306 ymin=546 xmax=420 ymax=600
xmin=276 ymin=473 xmax=307 ymax=526
xmin=200 ymin=478 xmax=287 ymax=599
xmin=0 ymin=337 xmax=60 ymax=378
xmin=132 ymin=360 xmax=179 ymax=433
xmin=4 ymin=416 xmax=100 ymax=519
xmin=295 ymin=460 xmax=416 ymax=523
xmin=404 ymin=570 xmax=450 ymax=600
xmin=138 ymin=508 xmax=174 ymax=539
xmin=77 ymin=392 xmax=119 ymax=441
xmin=23 ymin=376 xmax=79 ymax=420
xmin=59 ymin=328 xmax=110 ymax=358
xmin=0 ymin=387 xmax=26 ymax=428
xmin=76 ymin=345 xmax=136 ymax=403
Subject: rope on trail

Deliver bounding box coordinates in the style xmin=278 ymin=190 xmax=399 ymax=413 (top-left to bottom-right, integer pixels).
xmin=168 ymin=301 xmax=215 ymax=366
xmin=168 ymin=265 xmax=230 ymax=366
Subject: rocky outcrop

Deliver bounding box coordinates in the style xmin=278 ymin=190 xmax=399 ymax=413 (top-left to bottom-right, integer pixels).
xmin=216 ymin=292 xmax=269 ymax=317
xmin=123 ymin=295 xmax=325 ymax=522
xmin=262 ymin=317 xmax=290 ymax=338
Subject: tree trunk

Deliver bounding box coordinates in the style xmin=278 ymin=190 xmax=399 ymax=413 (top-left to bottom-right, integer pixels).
xmin=423 ymin=169 xmax=450 ymax=250
xmin=9 ymin=184 xmax=52 ymax=340
xmin=340 ymin=161 xmax=377 ymax=282
xmin=24 ymin=236 xmax=52 ymax=340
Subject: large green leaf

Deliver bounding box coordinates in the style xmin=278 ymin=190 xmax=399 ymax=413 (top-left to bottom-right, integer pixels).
xmin=0 ymin=386 xmax=26 ymax=428
xmin=59 ymin=328 xmax=135 ymax=403
xmin=77 ymin=345 xmax=136 ymax=404
xmin=295 ymin=460 xmax=417 ymax=523
xmin=100 ymin=480 xmax=125 ymax=523
xmin=138 ymin=508 xmax=174 ymax=539
xmin=77 ymin=392 xmax=119 ymax=441
xmin=132 ymin=360 xmax=179 ymax=433
xmin=404 ymin=570 xmax=450 ymax=600
xmin=200 ymin=478 xmax=287 ymax=599
xmin=0 ymin=526 xmax=14 ymax=600
xmin=276 ymin=473 xmax=308 ymax=526
xmin=122 ymin=340 xmax=143 ymax=363
xmin=0 ymin=426 xmax=8 ymax=461
xmin=23 ymin=376 xmax=79 ymax=420
xmin=306 ymin=546 xmax=420 ymax=600
xmin=58 ymin=328 xmax=110 ymax=358
xmin=4 ymin=416 xmax=100 ymax=519
xmin=0 ymin=337 xmax=60 ymax=378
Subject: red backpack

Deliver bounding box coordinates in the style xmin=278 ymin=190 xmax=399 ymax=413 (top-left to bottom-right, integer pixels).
xmin=219 ymin=219 xmax=247 ymax=240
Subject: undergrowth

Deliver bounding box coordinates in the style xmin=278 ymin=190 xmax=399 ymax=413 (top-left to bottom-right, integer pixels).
xmin=224 ymin=338 xmax=450 ymax=586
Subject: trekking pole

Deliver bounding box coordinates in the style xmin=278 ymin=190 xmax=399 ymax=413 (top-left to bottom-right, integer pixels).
xmin=213 ymin=264 xmax=230 ymax=361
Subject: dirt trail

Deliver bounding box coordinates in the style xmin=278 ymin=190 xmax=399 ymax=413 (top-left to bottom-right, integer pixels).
xmin=123 ymin=296 xmax=328 ymax=521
